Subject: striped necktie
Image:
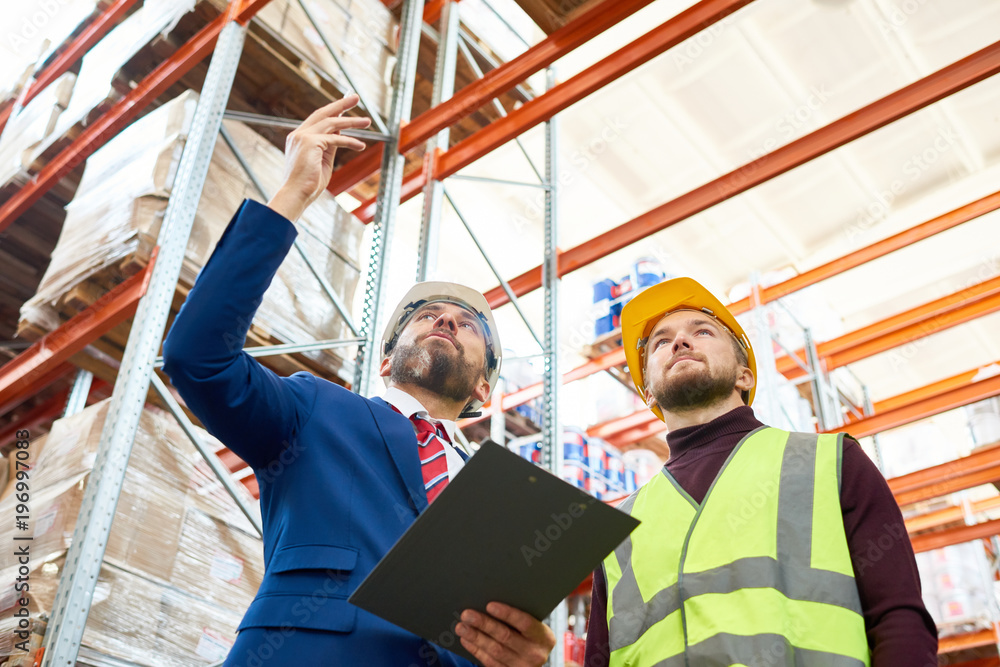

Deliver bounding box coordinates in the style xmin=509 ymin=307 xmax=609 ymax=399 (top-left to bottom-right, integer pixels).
xmin=405 ymin=412 xmax=452 ymax=504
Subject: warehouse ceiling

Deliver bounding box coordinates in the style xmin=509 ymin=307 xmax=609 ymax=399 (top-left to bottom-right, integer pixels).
xmin=375 ymin=0 xmax=1000 ymax=434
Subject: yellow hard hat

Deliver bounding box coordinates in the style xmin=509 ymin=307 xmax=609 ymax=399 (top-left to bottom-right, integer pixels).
xmin=620 ymin=277 xmax=757 ymax=421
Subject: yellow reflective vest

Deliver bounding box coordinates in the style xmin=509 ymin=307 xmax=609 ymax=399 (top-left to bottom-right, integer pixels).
xmin=603 ymin=427 xmax=871 ymax=666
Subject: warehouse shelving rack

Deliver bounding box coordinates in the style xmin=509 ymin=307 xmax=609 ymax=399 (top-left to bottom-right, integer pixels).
xmin=2 ymin=0 xmax=1000 ymax=661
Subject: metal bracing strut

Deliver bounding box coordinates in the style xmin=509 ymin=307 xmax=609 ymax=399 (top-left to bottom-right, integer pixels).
xmin=41 ymin=19 xmax=248 ymax=666
xmin=354 ymin=0 xmax=427 ymax=397
xmin=540 ymin=67 xmax=566 ymax=667
xmin=417 ymin=0 xmax=461 ymax=282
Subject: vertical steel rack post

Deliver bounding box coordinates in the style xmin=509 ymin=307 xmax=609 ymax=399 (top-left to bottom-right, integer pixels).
xmin=41 ymin=14 xmax=250 ymax=665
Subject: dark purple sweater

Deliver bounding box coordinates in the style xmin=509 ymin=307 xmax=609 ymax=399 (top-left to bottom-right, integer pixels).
xmin=584 ymin=406 xmax=938 ymax=666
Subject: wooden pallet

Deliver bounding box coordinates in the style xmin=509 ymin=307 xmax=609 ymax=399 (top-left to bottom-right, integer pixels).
xmin=16 ymin=253 xmax=355 ymax=399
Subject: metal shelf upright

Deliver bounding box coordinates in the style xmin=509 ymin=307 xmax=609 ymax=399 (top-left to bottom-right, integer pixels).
xmin=40 ymin=4 xmax=257 ymax=661
xmin=2 ymin=0 xmax=1000 ymax=660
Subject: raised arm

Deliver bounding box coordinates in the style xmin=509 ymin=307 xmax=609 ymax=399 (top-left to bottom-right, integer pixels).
xmin=162 ymin=96 xmax=370 ymax=469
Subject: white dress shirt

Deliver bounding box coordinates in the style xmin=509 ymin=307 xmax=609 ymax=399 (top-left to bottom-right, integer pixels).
xmin=382 ymin=386 xmax=466 ymax=481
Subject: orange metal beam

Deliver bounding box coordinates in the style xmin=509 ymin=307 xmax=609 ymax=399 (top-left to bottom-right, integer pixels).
xmin=0 ymin=378 xmax=109 ymax=446
xmin=896 ymin=462 xmax=1000 ymax=507
xmin=434 ymin=0 xmax=754 ymax=181
xmin=604 ymin=362 xmax=1000 ymax=449
xmin=482 ymin=39 xmax=1000 ymax=308
xmin=607 ymin=419 xmax=663 ymax=448
xmin=0 ymin=260 xmax=153 ymax=414
xmin=601 ymin=346 xmax=1000 ymax=453
xmin=939 ymin=629 xmax=1000 ymax=654
xmin=868 ymin=362 xmax=1000 ymax=416
xmin=777 ymin=275 xmax=1000 ymax=379
xmin=905 ymin=495 xmax=1000 ymax=534
xmin=325 ymin=0 xmax=662 ymax=196
xmin=832 ymin=371 xmax=1000 ymax=441
xmin=0 ymin=386 xmax=70 ymax=443
xmin=563 ymin=197 xmax=1000 ymax=445
xmin=242 ymin=474 xmax=260 ymax=498
xmin=0 ymin=0 xmax=273 ymax=232
xmin=728 ymin=189 xmax=1000 ymax=316
xmin=460 ymin=346 xmax=626 ymax=427
xmin=912 ymin=518 xmax=1000 ymax=553
xmin=948 ymin=659 xmax=1000 ymax=667
xmin=352 ymin=167 xmax=427 ymax=223
xmin=588 ymin=410 xmax=655 ymax=440
xmin=0 ymin=0 xmax=141 ymax=135
xmin=217 ymin=447 xmax=250 ymax=474
xmin=890 ymin=442 xmax=1000 ymax=497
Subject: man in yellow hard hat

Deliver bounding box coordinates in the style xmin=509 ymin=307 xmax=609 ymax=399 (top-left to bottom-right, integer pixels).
xmin=583 ymin=277 xmax=936 ymax=666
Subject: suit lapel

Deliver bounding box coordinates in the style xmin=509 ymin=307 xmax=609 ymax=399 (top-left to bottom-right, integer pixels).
xmin=367 ymin=397 xmax=428 ymax=514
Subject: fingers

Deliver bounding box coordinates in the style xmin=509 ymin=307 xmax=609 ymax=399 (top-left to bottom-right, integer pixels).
xmin=299 ymin=93 xmax=361 ymax=132
xmin=312 ymin=115 xmax=372 ymax=139
xmin=482 ymin=602 xmax=541 ymax=636
xmin=455 ymin=605 xmax=554 ymax=667
xmin=296 ymin=132 xmax=367 ymax=153
xmin=455 ymin=611 xmax=518 ymax=667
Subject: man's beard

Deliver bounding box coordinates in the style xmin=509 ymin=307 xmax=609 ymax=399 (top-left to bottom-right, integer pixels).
xmin=648 ymin=359 xmax=738 ymax=413
xmin=390 ymin=337 xmax=481 ymax=404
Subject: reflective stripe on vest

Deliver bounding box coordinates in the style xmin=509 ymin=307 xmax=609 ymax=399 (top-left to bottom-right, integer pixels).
xmin=604 ymin=428 xmax=870 ymax=666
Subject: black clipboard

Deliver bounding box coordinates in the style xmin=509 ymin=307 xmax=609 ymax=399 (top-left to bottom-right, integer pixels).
xmin=349 ymin=440 xmax=640 ymax=664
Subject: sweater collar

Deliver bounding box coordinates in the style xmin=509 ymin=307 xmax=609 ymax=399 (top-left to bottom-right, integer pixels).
xmin=665 ymin=405 xmax=764 ymax=463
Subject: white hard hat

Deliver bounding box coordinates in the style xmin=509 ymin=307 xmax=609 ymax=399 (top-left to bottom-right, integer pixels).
xmin=381 ymin=281 xmax=502 ymax=417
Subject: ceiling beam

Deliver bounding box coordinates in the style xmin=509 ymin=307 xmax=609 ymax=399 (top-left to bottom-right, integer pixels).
xmin=600 ymin=328 xmax=1000 ymax=448
xmin=905 ymin=495 xmax=1000 ymax=534
xmin=465 ymin=186 xmax=1000 ymax=434
xmin=831 ymin=371 xmax=1000 ymax=441
xmin=0 ymin=377 xmax=110 ymax=447
xmin=482 ymin=39 xmax=1000 ymax=308
xmin=727 ymin=189 xmax=1000 ymax=315
xmin=460 ymin=346 xmax=626 ymax=426
xmin=325 ymin=0 xmax=664 ymax=196
xmin=776 ymin=275 xmax=1000 ymax=379
xmin=433 ymin=0 xmax=756 ymax=180
xmin=938 ymin=628 xmax=999 ymax=654
xmin=889 ymin=441 xmax=1000 ymax=498
xmin=603 ymin=358 xmax=1000 ymax=449
xmin=867 ymin=362 xmax=1000 ymax=416
xmin=911 ymin=518 xmax=1000 ymax=553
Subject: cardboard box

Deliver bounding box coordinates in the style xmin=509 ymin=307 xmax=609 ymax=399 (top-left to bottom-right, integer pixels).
xmin=0 ymin=401 xmax=263 ymax=666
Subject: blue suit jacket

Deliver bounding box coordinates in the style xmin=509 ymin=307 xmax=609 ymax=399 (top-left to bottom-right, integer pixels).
xmin=163 ymin=200 xmax=474 ymax=666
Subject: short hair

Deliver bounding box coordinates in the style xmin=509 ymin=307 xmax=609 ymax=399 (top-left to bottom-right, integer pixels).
xmin=730 ymin=334 xmax=751 ymax=405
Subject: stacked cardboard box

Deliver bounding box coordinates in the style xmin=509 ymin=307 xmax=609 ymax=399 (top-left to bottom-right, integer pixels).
xmin=1 ymin=0 xmax=200 ymax=193
xmin=0 ymin=0 xmax=397 ymax=199
xmin=18 ymin=88 xmax=363 ymax=378
xmin=251 ymin=0 xmax=397 ymax=118
xmin=0 ymin=399 xmax=262 ymax=665
xmin=0 ymin=73 xmax=76 ymax=194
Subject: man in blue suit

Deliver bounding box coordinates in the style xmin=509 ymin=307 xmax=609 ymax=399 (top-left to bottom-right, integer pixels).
xmin=163 ymin=95 xmax=555 ymax=667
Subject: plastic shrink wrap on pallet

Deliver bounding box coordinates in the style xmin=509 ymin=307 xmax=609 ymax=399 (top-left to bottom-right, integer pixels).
xmin=1 ymin=0 xmax=199 ymax=192
xmin=0 ymin=399 xmax=262 ymax=666
xmin=18 ymin=88 xmax=363 ymax=375
xmin=0 ymin=72 xmax=76 ymax=191
xmin=248 ymin=0 xmax=397 ymax=117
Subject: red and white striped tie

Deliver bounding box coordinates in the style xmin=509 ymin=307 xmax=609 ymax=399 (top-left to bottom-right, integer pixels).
xmin=409 ymin=414 xmax=452 ymax=504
